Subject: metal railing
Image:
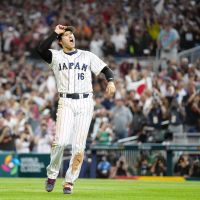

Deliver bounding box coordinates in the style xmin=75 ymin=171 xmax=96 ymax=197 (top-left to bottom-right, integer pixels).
xmin=178 ymin=46 xmax=200 ymax=63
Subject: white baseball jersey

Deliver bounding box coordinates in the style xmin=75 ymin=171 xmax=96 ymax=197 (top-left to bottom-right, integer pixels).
xmin=49 ymin=49 xmax=106 ymax=93
xmin=46 ymin=48 xmax=107 ymax=184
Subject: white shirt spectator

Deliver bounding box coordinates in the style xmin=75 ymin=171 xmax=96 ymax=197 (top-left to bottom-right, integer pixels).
xmin=36 ymin=135 xmax=51 ymax=153
xmin=3 ymin=27 xmax=20 ymax=52
xmin=111 ymin=29 xmax=127 ymax=52
xmin=90 ymin=37 xmax=103 ymax=58
xmin=15 ymin=138 xmax=30 ymax=153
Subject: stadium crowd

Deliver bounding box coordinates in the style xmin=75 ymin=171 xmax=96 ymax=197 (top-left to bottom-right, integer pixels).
xmin=1 ymin=0 xmax=200 ymax=58
xmin=0 ymin=0 xmax=200 ymax=176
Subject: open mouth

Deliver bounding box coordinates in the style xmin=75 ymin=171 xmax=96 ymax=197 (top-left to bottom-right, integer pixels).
xmin=70 ymin=39 xmax=74 ymax=43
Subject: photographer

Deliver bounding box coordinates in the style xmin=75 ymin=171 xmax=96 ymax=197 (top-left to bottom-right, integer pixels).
xmin=128 ymin=98 xmax=147 ymax=137
xmin=115 ymin=156 xmax=129 ymax=177
xmin=97 ymin=156 xmax=111 ymax=178
xmin=174 ymin=154 xmax=191 ymax=177
xmin=190 ymin=159 xmax=200 ymax=177
xmin=151 ymin=155 xmax=166 ymax=176
xmin=147 ymin=93 xmax=169 ymax=142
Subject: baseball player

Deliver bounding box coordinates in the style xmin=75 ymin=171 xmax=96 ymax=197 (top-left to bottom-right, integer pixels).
xmin=36 ymin=24 xmax=116 ymax=194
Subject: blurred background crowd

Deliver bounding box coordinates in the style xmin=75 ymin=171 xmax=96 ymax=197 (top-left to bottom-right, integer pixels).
xmin=95 ymin=152 xmax=200 ymax=178
xmin=0 ymin=0 xmax=200 ymax=177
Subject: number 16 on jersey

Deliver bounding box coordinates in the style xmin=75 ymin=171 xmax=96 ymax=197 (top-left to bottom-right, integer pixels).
xmin=78 ymin=73 xmax=84 ymax=80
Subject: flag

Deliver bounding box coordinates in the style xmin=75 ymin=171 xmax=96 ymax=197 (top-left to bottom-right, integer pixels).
xmin=127 ymin=79 xmax=146 ymax=94
xmin=126 ymin=77 xmax=152 ymax=95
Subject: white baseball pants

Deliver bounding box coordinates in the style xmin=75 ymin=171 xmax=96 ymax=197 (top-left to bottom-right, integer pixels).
xmin=47 ymin=95 xmax=94 ymax=183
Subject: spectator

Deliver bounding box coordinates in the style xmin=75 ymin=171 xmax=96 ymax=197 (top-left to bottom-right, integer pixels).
xmin=101 ymin=92 xmax=115 ymax=110
xmin=13 ymin=109 xmax=27 ymax=134
xmin=137 ymin=153 xmax=152 ymax=176
xmin=190 ymin=159 xmax=200 ymax=178
xmin=128 ymin=100 xmax=147 ymax=136
xmin=110 ymin=97 xmax=133 ymax=140
xmin=110 ymin=27 xmax=127 ymax=55
xmin=115 ymin=156 xmax=129 ymax=176
xmin=179 ymin=21 xmax=197 ymax=50
xmin=128 ymin=25 xmax=153 ymax=56
xmin=89 ymin=33 xmax=104 ymax=58
xmin=0 ymin=126 xmax=16 ymax=151
xmin=185 ymin=90 xmax=200 ymax=131
xmin=34 ymin=121 xmax=51 ymax=153
xmin=116 ymin=160 xmax=128 ymax=176
xmin=174 ymin=154 xmax=191 ymax=177
xmin=95 ymin=122 xmax=113 ymax=145
xmin=151 ymin=155 xmax=166 ymax=176
xmin=146 ymin=98 xmax=164 ymax=140
xmin=90 ymin=94 xmax=109 ymax=141
xmin=157 ymin=20 xmax=180 ymax=67
xmin=40 ymin=109 xmax=56 ymax=141
xmin=102 ymin=33 xmax=116 ymax=57
xmin=15 ymin=123 xmax=34 ymax=153
xmin=0 ymin=0 xmax=199 ymax=158
xmin=168 ymin=98 xmax=185 ymax=134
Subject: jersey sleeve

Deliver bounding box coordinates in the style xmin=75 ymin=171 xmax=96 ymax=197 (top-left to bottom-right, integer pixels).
xmin=48 ymin=49 xmax=58 ymax=69
xmin=89 ymin=52 xmax=107 ymax=76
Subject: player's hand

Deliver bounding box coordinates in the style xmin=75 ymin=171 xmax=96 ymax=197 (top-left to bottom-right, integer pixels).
xmin=55 ymin=24 xmax=67 ymax=35
xmin=106 ymin=81 xmax=116 ymax=97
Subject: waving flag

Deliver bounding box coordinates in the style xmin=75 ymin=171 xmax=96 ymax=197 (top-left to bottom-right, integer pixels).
xmin=127 ymin=79 xmax=146 ymax=94
xmin=127 ymin=77 xmax=152 ymax=95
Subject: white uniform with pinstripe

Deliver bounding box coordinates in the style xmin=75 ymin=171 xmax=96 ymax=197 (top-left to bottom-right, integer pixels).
xmin=46 ymin=49 xmax=106 ymax=183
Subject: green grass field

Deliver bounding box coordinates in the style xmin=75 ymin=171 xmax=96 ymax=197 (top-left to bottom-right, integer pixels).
xmin=0 ymin=178 xmax=199 ymax=200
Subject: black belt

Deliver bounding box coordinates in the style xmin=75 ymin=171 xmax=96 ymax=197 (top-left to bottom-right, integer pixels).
xmin=59 ymin=93 xmax=89 ymax=99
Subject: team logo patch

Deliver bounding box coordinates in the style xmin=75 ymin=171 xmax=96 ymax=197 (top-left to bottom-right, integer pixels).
xmin=1 ymin=155 xmax=20 ymax=175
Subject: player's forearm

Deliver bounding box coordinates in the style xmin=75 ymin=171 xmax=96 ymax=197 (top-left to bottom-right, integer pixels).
xmin=102 ymin=67 xmax=116 ymax=97
xmin=37 ymin=32 xmax=58 ymax=52
xmin=36 ymin=32 xmax=58 ymax=63
xmin=101 ymin=66 xmax=114 ymax=82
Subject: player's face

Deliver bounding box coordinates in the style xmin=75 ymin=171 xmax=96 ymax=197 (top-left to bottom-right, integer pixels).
xmin=60 ymin=31 xmax=75 ymax=51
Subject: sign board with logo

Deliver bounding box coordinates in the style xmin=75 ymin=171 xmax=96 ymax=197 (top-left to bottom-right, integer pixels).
xmin=18 ymin=154 xmax=50 ymax=177
xmin=0 ymin=152 xmax=20 ymax=177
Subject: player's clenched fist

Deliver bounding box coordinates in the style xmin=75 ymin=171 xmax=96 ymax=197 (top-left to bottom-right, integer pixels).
xmin=55 ymin=24 xmax=67 ymax=35
xmin=106 ymin=81 xmax=116 ymax=97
